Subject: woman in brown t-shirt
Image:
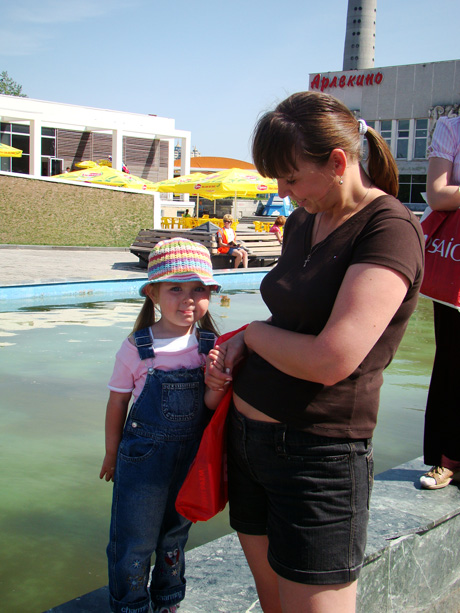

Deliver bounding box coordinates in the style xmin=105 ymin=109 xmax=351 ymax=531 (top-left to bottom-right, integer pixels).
xmin=206 ymin=91 xmax=424 ymax=613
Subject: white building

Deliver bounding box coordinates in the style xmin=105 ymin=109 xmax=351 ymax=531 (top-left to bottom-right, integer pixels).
xmin=0 ymin=94 xmax=191 ymax=181
xmin=309 ymin=59 xmax=460 ymax=212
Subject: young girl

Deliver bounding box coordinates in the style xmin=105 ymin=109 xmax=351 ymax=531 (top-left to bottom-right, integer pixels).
xmin=100 ymin=237 xmax=226 ymax=613
xmin=269 ymin=215 xmax=286 ymax=244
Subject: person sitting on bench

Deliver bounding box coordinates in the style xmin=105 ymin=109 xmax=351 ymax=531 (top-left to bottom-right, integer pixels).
xmin=217 ymin=214 xmax=248 ymax=268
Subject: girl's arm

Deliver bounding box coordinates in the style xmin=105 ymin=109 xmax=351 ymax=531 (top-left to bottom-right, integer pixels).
xmin=426 ymin=157 xmax=460 ymax=211
xmin=204 ymin=345 xmax=231 ymax=410
xmin=99 ymin=390 xmax=131 ymax=482
xmin=274 ymin=226 xmax=282 ymax=244
xmin=243 ymin=263 xmax=410 ymax=386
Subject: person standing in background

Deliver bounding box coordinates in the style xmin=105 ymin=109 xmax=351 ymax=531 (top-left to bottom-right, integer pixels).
xmin=420 ymin=116 xmax=460 ymax=490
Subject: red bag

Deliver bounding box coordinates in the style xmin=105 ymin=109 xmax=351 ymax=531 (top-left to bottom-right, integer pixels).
xmin=420 ymin=207 xmax=460 ymax=310
xmin=175 ymin=325 xmax=248 ymax=522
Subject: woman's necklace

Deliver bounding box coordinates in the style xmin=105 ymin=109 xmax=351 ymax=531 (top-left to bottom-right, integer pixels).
xmin=303 ymin=184 xmax=373 ymax=268
xmin=303 ymin=212 xmax=323 ymax=267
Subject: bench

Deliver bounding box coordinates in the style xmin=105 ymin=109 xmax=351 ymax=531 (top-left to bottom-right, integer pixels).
xmin=130 ymin=228 xmax=282 ymax=269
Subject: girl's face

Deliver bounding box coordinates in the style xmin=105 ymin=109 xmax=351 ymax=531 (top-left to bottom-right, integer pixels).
xmin=147 ymin=281 xmax=211 ymax=336
xmin=276 ymin=156 xmax=337 ymax=214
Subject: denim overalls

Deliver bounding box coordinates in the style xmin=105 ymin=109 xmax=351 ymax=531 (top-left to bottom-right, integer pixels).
xmin=107 ymin=327 xmax=215 ymax=613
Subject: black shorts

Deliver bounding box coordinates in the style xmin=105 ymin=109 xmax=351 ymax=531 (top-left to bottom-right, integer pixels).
xmin=227 ymin=406 xmax=373 ymax=585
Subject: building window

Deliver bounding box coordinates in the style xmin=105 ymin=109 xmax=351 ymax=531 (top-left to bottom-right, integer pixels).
xmin=0 ymin=122 xmax=30 ymax=174
xmin=398 ymin=174 xmax=427 ymax=211
xmin=380 ymin=120 xmax=392 ymax=148
xmin=41 ymin=127 xmax=58 ymax=176
xmin=414 ymin=119 xmax=428 ymax=159
xmin=1 ymin=123 xmax=59 ymax=175
xmin=396 ymin=120 xmax=410 ymax=159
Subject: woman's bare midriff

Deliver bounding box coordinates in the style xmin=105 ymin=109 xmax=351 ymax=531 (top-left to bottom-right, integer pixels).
xmin=233 ymin=392 xmax=281 ymax=423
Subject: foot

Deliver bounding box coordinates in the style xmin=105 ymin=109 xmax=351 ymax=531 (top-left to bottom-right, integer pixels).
xmin=420 ymin=466 xmax=460 ymax=490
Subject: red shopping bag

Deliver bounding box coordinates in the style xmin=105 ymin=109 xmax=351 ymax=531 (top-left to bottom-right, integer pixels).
xmin=420 ymin=207 xmax=460 ymax=310
xmin=175 ymin=325 xmax=247 ymax=522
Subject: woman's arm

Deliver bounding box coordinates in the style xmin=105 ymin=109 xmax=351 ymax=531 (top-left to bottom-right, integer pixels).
xmin=99 ymin=391 xmax=131 ymax=482
xmin=426 ymin=157 xmax=460 ymax=211
xmin=243 ymin=263 xmax=410 ymax=386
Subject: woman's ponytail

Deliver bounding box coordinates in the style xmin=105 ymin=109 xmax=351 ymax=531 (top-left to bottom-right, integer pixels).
xmin=364 ymin=127 xmax=399 ymax=197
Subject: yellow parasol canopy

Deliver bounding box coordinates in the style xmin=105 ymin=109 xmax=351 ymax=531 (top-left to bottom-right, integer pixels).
xmin=0 ymin=143 xmax=23 ymax=158
xmin=53 ymin=163 xmax=157 ymax=190
xmin=188 ymin=168 xmax=278 ymax=200
xmin=150 ymin=172 xmax=208 ymax=194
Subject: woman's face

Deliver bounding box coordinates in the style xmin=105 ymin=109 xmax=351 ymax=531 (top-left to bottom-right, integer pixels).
xmin=276 ymin=156 xmax=338 ymax=214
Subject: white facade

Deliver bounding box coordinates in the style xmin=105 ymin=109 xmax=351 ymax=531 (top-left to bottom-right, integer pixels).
xmin=0 ymin=94 xmax=191 ymax=180
xmin=309 ymin=59 xmax=460 ymax=211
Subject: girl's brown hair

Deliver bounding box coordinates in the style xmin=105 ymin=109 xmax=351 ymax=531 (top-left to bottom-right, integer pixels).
xmin=252 ymin=91 xmax=398 ymax=197
xmin=132 ymin=285 xmax=219 ymax=336
xmin=274 ymin=215 xmax=286 ymax=226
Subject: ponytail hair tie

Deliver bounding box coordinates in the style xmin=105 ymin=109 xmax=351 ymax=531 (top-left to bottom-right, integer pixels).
xmin=358 ymin=119 xmax=368 ymax=135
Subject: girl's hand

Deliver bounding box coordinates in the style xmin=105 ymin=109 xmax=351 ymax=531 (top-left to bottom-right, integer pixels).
xmin=205 ymin=344 xmax=232 ymax=391
xmin=100 ymin=453 xmax=117 ymax=482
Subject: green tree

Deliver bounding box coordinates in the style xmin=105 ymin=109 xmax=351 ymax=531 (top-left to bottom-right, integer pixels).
xmin=0 ymin=71 xmax=27 ymax=97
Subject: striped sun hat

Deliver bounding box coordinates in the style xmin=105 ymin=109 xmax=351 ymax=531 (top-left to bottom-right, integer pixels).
xmin=139 ymin=237 xmax=222 ymax=296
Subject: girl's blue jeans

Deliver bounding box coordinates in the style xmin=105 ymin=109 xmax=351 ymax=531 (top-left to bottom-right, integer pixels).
xmin=107 ymin=365 xmax=208 ymax=613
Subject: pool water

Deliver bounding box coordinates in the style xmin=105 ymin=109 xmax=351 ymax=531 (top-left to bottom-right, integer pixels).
xmin=0 ymin=291 xmax=435 ymax=613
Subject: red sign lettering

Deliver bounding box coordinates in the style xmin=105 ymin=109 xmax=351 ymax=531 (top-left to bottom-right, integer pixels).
xmin=311 ymin=74 xmax=321 ymax=90
xmin=310 ymin=71 xmax=384 ymax=91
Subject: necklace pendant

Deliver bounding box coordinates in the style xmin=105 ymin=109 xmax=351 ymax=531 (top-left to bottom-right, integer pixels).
xmin=303 ymin=255 xmax=311 ymax=267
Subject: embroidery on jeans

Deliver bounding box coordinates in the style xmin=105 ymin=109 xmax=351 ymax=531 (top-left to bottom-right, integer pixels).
xmin=164 ymin=548 xmax=180 ymax=576
xmin=127 ymin=573 xmax=144 ymax=591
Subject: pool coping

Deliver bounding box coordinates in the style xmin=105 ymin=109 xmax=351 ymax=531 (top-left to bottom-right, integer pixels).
xmin=0 ymin=268 xmax=270 ymax=310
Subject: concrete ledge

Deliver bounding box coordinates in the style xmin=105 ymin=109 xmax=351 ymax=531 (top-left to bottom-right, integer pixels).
xmin=45 ymin=457 xmax=460 ymax=613
xmin=0 ymin=269 xmax=270 ymax=311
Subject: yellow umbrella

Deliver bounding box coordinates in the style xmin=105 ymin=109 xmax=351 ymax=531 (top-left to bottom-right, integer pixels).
xmin=0 ymin=143 xmax=23 ymax=158
xmin=189 ymin=168 xmax=278 ymax=200
xmin=74 ymin=160 xmax=99 ymax=169
xmin=150 ymin=172 xmax=208 ymax=193
xmin=189 ymin=168 xmax=278 ymax=218
xmin=53 ymin=163 xmax=157 ymax=190
xmin=150 ymin=172 xmax=210 ymax=216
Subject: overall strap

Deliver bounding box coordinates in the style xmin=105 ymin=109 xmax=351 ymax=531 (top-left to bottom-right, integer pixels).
xmin=197 ymin=329 xmax=216 ymax=356
xmin=133 ymin=327 xmax=155 ymax=360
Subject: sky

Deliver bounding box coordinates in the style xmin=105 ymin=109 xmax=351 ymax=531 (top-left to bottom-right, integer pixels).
xmin=1 ymin=0 xmax=459 ymax=162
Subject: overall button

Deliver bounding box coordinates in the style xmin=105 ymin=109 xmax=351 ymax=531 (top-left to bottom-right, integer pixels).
xmin=132 ymin=422 xmax=138 ymax=428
